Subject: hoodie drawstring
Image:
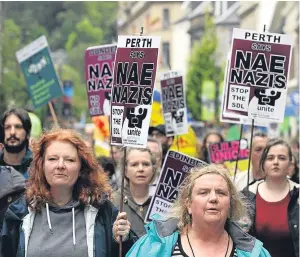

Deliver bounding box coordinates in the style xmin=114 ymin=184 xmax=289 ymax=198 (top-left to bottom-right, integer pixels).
xmin=45 ymin=203 xmax=76 ymax=245
xmin=46 ymin=203 xmax=52 ymax=232
xmin=72 ymin=207 xmax=76 ymax=245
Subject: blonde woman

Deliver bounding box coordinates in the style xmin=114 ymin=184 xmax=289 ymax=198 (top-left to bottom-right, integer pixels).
xmin=126 ymin=165 xmax=271 ymax=257
xmin=112 ymin=147 xmax=157 ymax=238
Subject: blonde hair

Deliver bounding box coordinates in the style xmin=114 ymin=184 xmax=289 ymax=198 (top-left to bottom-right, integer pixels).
xmin=120 ymin=147 xmax=158 ymax=184
xmin=171 ymin=164 xmax=246 ymax=232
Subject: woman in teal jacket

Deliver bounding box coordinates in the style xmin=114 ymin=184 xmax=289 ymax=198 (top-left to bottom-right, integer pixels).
xmin=127 ymin=165 xmax=271 ymax=257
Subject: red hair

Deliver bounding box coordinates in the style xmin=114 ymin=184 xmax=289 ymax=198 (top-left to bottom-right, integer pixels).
xmin=26 ymin=128 xmax=111 ymax=211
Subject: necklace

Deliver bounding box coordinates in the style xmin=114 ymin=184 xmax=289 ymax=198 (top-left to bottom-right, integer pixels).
xmin=186 ymin=231 xmax=230 ymax=257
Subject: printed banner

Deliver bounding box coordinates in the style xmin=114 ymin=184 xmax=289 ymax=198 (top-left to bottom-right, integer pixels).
xmin=85 ymin=44 xmax=117 ymax=116
xmin=110 ymin=36 xmax=160 ymax=147
xmin=223 ymin=28 xmax=293 ymax=123
xmin=160 ymin=71 xmax=188 ymax=136
xmin=221 ymin=52 xmax=270 ymax=127
xmin=145 ymin=150 xmax=206 ymax=222
xmin=208 ymin=139 xmax=249 ymax=173
xmin=16 ymin=36 xmax=63 ymax=108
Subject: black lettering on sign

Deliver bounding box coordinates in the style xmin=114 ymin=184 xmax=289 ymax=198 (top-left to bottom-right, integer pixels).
xmin=163 ymin=99 xmax=185 ymax=112
xmin=231 ymin=50 xmax=287 ymax=88
xmin=230 ymin=70 xmax=286 ymax=89
xmin=244 ymin=32 xmax=281 ymax=43
xmin=112 ymin=85 xmax=152 ymax=104
xmin=162 ymin=84 xmax=183 ymax=101
xmin=234 ymin=51 xmax=252 ymax=70
xmin=235 ymin=51 xmax=285 ymax=74
xmin=116 ymin=62 xmax=129 ymax=85
xmin=156 ymin=167 xmax=183 ymax=201
xmin=141 ymin=63 xmax=154 ymax=86
xmin=125 ymin=38 xmax=152 ymax=47
xmin=175 ymin=84 xmax=183 ymax=98
xmin=89 ymin=64 xmax=99 ymax=79
xmin=101 ymin=63 xmax=112 ymax=77
xmin=116 ymin=62 xmax=154 ymax=86
xmin=256 ymin=72 xmax=268 ymax=87
xmin=156 ymin=184 xmax=178 ymax=202
xmin=274 ymin=74 xmax=286 ymax=88
xmin=106 ymin=78 xmax=113 ymax=89
xmin=143 ymin=87 xmax=152 ymax=104
xmin=88 ymin=63 xmax=112 ymax=79
xmin=163 ymin=167 xmax=182 ymax=188
xmin=127 ymin=63 xmax=139 ymax=84
xmin=269 ymin=54 xmax=285 ymax=74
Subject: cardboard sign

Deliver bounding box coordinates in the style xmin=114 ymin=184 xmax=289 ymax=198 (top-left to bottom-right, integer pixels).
xmin=145 ymin=150 xmax=206 ymax=222
xmin=208 ymin=139 xmax=249 ymax=173
xmin=160 ymin=71 xmax=188 ymax=137
xmin=223 ymin=28 xmax=293 ymax=123
xmin=221 ymin=52 xmax=270 ymax=127
xmin=16 ymin=36 xmax=63 ymax=108
xmin=85 ymin=44 xmax=117 ymax=116
xmin=110 ymin=36 xmax=160 ymax=147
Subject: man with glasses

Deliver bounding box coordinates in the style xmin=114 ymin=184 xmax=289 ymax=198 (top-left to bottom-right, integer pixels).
xmin=0 ymin=108 xmax=33 ymax=178
xmin=148 ymin=124 xmax=174 ymax=162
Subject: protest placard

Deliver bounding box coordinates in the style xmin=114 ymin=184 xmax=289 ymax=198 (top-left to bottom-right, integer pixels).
xmin=85 ymin=44 xmax=117 ymax=116
xmin=220 ymin=52 xmax=271 ymax=127
xmin=208 ymin=139 xmax=249 ymax=173
xmin=110 ymin=36 xmax=160 ymax=147
xmin=145 ymin=150 xmax=206 ymax=222
xmin=223 ymin=28 xmax=293 ymax=123
xmin=160 ymin=71 xmax=188 ymax=137
xmin=16 ymin=36 xmax=63 ymax=109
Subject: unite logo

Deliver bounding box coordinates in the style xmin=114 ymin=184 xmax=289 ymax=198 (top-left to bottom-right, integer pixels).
xmin=28 ymin=56 xmax=48 ymax=74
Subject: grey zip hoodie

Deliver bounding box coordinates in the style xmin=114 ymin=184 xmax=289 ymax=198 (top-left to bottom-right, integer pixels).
xmin=26 ymin=200 xmax=88 ymax=257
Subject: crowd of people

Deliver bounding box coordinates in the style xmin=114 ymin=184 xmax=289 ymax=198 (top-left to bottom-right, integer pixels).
xmin=0 ymin=107 xmax=298 ymax=257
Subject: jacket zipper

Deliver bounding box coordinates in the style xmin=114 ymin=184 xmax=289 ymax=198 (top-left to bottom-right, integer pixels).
xmin=93 ymin=212 xmax=99 ymax=257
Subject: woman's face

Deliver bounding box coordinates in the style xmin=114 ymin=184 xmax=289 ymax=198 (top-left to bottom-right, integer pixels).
xmin=263 ymin=144 xmax=291 ymax=178
xmin=188 ymin=174 xmax=230 ymax=226
xmin=44 ymin=141 xmax=81 ymax=191
xmin=205 ymin=134 xmax=222 ymax=149
xmin=126 ymin=149 xmax=154 ymax=186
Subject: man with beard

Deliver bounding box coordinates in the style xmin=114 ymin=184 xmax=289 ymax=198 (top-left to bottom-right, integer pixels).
xmin=148 ymin=124 xmax=174 ymax=163
xmin=0 ymin=108 xmax=32 ymax=179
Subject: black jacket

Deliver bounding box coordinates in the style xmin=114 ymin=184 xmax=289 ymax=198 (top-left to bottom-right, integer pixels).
xmin=0 ymin=166 xmax=25 ymax=257
xmin=1 ymin=195 xmax=137 ymax=257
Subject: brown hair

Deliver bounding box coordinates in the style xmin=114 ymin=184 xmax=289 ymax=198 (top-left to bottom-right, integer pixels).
xmin=26 ymin=128 xmax=111 ymax=211
xmin=260 ymin=138 xmax=293 ymax=172
xmin=171 ymin=164 xmax=245 ymax=232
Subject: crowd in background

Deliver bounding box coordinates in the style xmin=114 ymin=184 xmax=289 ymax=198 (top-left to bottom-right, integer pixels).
xmin=0 ymin=107 xmax=299 ymax=257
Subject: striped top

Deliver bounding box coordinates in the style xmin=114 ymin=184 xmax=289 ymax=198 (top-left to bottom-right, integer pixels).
xmin=171 ymin=235 xmax=238 ymax=257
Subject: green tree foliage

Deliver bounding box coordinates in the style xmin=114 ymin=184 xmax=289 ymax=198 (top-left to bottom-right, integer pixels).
xmin=186 ymin=13 xmax=219 ymax=121
xmin=0 ymin=2 xmax=118 ymax=120
xmin=0 ymin=19 xmax=28 ymax=113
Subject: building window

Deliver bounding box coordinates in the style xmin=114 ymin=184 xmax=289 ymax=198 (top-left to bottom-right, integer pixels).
xmin=162 ymin=42 xmax=170 ymax=67
xmin=163 ymin=8 xmax=169 ymax=29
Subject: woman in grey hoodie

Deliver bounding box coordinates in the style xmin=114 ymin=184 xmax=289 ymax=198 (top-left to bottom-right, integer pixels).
xmin=1 ymin=128 xmax=136 ymax=257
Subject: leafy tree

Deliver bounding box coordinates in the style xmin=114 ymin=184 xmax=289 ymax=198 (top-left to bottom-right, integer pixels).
xmin=1 ymin=1 xmax=118 ymax=120
xmin=0 ymin=19 xmax=28 ymax=113
xmin=186 ymin=13 xmax=220 ymax=121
